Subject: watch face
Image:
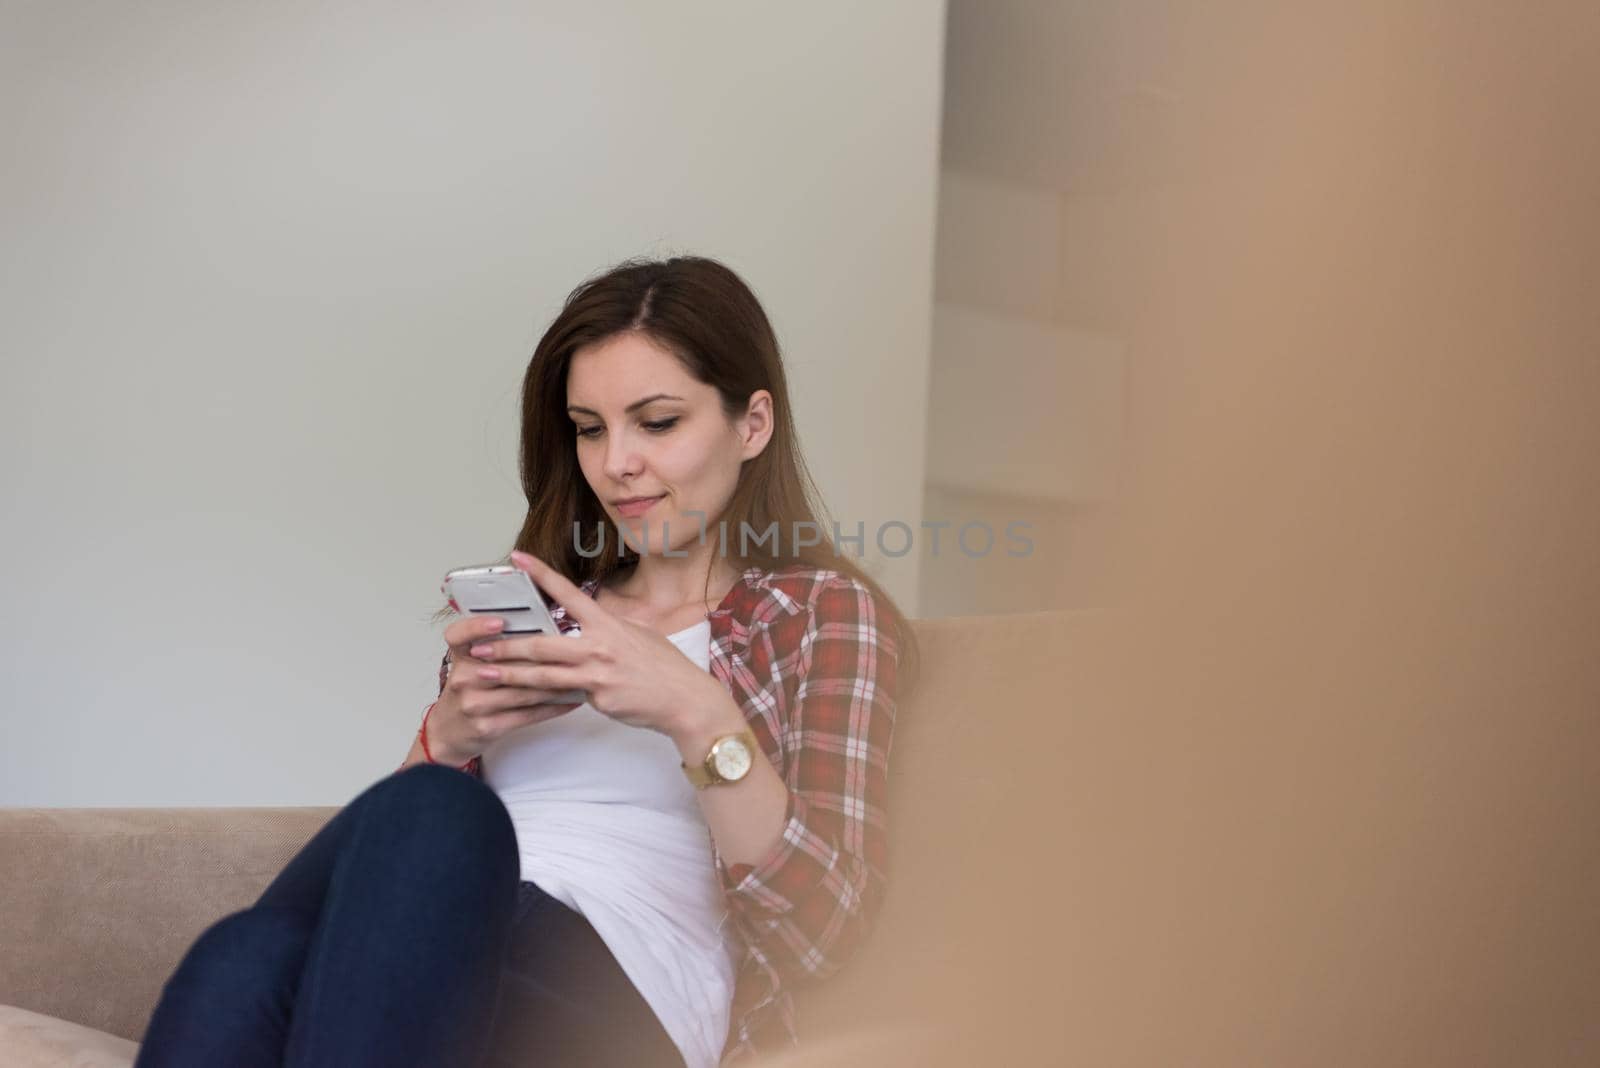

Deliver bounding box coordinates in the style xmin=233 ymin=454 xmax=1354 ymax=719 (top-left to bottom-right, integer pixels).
xmin=712 ymin=736 xmax=753 ymax=781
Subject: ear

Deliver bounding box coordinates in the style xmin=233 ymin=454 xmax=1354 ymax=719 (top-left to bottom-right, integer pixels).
xmin=735 ymin=390 xmax=775 ymax=462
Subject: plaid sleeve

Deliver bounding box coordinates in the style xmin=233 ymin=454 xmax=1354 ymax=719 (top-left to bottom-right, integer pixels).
xmin=717 ymin=574 xmax=899 ymax=984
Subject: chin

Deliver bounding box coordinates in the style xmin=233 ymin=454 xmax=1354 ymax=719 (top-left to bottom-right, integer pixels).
xmin=615 ymin=518 xmax=697 ymax=557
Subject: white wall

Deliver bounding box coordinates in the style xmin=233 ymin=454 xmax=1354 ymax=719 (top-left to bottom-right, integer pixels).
xmin=0 ymin=1 xmax=946 ymax=806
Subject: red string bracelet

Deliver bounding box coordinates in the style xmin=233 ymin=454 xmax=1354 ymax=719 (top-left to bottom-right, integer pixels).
xmin=418 ymin=700 xmax=442 ymax=763
xmin=412 ymin=700 xmax=478 ymax=774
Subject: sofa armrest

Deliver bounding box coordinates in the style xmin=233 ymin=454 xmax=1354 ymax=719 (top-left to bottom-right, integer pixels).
xmin=0 ymin=806 xmax=336 ymax=1043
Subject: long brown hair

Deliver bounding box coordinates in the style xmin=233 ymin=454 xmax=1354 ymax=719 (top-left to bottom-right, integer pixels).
xmin=439 ymin=255 xmax=919 ymax=695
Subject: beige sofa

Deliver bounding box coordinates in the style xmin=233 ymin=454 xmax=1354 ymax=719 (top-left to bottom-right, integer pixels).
xmin=0 ymin=610 xmax=1075 ymax=1067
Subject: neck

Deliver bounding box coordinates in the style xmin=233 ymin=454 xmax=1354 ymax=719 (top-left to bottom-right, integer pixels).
xmin=615 ymin=543 xmax=743 ymax=612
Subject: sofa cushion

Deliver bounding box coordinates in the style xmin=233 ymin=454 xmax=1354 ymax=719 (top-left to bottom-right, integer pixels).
xmin=0 ymin=806 xmax=337 ymax=1044
xmin=0 ymin=1004 xmax=136 ymax=1068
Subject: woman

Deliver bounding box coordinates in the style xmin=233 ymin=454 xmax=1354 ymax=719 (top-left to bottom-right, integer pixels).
xmin=134 ymin=255 xmax=919 ymax=1068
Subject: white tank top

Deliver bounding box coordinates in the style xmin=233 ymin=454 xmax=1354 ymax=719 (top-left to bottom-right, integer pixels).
xmin=480 ymin=619 xmax=735 ymax=1068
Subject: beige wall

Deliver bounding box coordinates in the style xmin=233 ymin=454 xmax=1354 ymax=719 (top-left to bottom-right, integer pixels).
xmin=923 ymin=2 xmax=1181 ymax=616
xmin=0 ymin=1 xmax=946 ymax=805
xmin=908 ymin=1 xmax=1600 ymax=1064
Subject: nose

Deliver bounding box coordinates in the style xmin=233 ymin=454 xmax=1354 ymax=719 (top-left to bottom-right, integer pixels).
xmin=602 ymin=429 xmax=642 ymax=484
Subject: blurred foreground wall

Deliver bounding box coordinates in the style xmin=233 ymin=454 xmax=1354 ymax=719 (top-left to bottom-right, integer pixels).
xmin=885 ymin=2 xmax=1599 ymax=1065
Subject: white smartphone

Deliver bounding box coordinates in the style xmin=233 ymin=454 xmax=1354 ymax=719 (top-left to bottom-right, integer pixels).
xmin=440 ymin=564 xmax=587 ymax=705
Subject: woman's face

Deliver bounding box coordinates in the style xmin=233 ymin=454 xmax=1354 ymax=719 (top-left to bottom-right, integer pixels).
xmin=566 ymin=331 xmax=771 ymax=558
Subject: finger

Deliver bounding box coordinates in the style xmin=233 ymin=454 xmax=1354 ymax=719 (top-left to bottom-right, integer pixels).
xmin=445 ymin=614 xmax=507 ymax=652
xmin=469 ymin=632 xmax=586 ymax=665
xmin=476 ymin=704 xmax=579 ymax=736
xmin=476 ymin=662 xmax=587 ymax=693
xmin=512 ymin=699 xmax=583 ymax=717
xmin=500 ymin=702 xmax=583 ymax=726
xmin=462 ymin=684 xmax=580 ymax=716
xmin=509 ymin=550 xmax=602 ymax=628
xmin=471 ymin=670 xmax=574 ymax=700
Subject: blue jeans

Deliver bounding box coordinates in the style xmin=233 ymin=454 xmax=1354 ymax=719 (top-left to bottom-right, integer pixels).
xmin=133 ymin=764 xmax=685 ymax=1068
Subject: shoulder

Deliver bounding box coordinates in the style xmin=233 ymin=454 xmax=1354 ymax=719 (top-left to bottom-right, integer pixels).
xmin=737 ymin=565 xmax=875 ymax=616
xmin=737 ymin=567 xmax=894 ymax=652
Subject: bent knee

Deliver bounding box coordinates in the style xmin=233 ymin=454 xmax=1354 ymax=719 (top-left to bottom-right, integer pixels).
xmin=387 ymin=762 xmax=507 ymax=819
xmin=168 ymin=907 xmax=313 ymax=993
xmin=383 ymin=764 xmax=516 ymax=855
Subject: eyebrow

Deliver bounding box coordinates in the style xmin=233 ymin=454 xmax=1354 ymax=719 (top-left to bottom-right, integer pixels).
xmin=566 ymin=393 xmax=685 ymax=417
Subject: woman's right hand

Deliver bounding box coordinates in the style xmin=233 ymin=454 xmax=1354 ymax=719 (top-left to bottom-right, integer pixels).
xmin=425 ymin=616 xmax=583 ymax=765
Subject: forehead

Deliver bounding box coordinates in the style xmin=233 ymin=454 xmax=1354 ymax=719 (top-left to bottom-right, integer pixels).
xmin=566 ymin=333 xmax=702 ymax=403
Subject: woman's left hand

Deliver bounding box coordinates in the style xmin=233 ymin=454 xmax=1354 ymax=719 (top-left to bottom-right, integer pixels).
xmin=465 ymin=550 xmax=726 ymax=739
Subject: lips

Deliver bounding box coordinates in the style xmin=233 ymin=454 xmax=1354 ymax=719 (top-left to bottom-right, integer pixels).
xmin=614 ymin=494 xmax=665 ymax=518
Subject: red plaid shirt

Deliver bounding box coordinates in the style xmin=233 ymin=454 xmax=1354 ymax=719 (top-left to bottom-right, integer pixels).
xmin=429 ymin=565 xmax=901 ymax=1064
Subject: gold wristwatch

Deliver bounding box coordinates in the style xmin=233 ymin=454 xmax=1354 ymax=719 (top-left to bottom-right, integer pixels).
xmin=681 ymin=728 xmax=759 ymax=789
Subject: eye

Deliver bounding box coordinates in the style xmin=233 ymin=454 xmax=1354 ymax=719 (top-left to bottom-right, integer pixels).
xmin=574 ymin=425 xmax=602 ymax=439
xmin=643 ymin=418 xmax=679 ymax=433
